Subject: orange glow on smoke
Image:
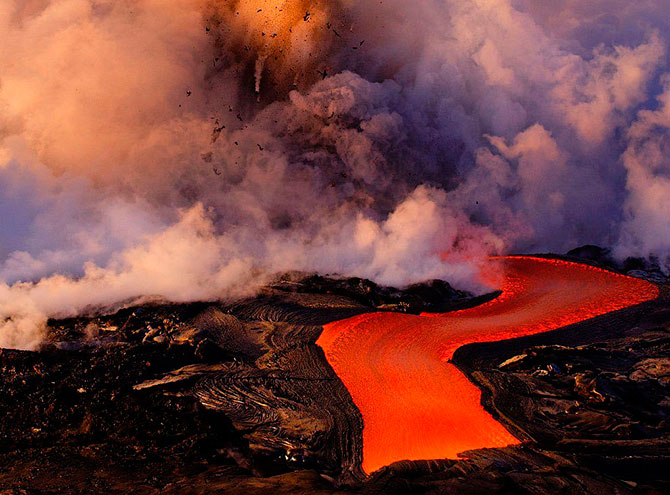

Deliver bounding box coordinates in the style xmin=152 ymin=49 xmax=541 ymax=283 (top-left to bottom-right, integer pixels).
xmin=234 ymin=0 xmax=318 ymax=47
xmin=221 ymin=0 xmax=335 ymax=87
xmin=317 ymin=257 xmax=659 ymax=474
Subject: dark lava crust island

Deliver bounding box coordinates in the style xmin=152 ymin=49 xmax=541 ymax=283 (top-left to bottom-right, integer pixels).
xmin=1 ymin=252 xmax=669 ymax=494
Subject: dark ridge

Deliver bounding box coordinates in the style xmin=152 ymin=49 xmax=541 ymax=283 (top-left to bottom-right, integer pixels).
xmin=561 ymin=244 xmax=669 ymax=282
xmin=268 ymin=272 xmax=472 ymax=313
xmin=566 ymin=244 xmax=616 ymax=268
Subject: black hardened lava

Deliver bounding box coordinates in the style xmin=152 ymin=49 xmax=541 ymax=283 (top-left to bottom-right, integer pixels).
xmin=0 ymin=261 xmax=668 ymax=494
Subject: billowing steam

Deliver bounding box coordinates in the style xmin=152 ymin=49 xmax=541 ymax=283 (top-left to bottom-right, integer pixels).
xmin=1 ymin=0 xmax=669 ymax=349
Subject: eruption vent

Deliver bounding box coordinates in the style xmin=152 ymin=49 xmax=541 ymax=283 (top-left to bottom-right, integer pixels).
xmin=205 ymin=0 xmax=345 ymax=96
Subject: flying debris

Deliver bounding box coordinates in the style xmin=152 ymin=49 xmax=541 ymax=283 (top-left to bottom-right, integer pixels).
xmin=317 ymin=67 xmax=329 ymax=79
xmin=211 ymin=124 xmax=225 ymax=144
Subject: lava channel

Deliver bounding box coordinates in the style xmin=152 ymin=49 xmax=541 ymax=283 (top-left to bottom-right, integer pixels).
xmin=316 ymin=256 xmax=659 ymax=474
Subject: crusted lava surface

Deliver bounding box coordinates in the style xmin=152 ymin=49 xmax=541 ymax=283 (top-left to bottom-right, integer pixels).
xmin=0 ymin=255 xmax=669 ymax=494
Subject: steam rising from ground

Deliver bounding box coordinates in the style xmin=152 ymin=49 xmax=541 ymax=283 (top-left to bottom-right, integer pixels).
xmin=1 ymin=0 xmax=669 ymax=348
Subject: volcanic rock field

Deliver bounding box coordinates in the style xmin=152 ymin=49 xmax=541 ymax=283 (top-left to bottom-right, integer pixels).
xmin=1 ymin=250 xmax=669 ymax=494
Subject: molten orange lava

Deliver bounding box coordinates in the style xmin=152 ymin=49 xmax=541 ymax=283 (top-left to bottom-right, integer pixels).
xmin=316 ymin=256 xmax=659 ymax=474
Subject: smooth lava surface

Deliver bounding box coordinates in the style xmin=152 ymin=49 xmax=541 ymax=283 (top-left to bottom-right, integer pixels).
xmin=316 ymin=256 xmax=660 ymax=474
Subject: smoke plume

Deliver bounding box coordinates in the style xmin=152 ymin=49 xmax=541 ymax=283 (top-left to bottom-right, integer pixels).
xmin=1 ymin=0 xmax=669 ymax=348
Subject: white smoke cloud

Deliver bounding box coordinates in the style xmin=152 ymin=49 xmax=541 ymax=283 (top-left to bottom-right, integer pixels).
xmin=0 ymin=0 xmax=669 ymax=348
xmin=617 ymin=74 xmax=670 ymax=267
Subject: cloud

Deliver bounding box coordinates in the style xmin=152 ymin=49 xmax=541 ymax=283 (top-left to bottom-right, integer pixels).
xmin=0 ymin=0 xmax=669 ymax=348
xmin=617 ymin=75 xmax=670 ymax=268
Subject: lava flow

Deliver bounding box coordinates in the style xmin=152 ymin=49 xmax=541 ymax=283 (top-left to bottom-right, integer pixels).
xmin=316 ymin=256 xmax=659 ymax=474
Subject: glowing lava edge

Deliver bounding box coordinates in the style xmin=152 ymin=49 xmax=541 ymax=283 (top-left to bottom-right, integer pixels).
xmin=316 ymin=256 xmax=660 ymax=474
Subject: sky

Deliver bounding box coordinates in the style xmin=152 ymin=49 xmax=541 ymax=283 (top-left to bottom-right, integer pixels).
xmin=0 ymin=0 xmax=669 ymax=348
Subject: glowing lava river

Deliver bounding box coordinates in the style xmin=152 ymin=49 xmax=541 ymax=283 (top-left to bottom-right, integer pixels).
xmin=316 ymin=256 xmax=660 ymax=474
